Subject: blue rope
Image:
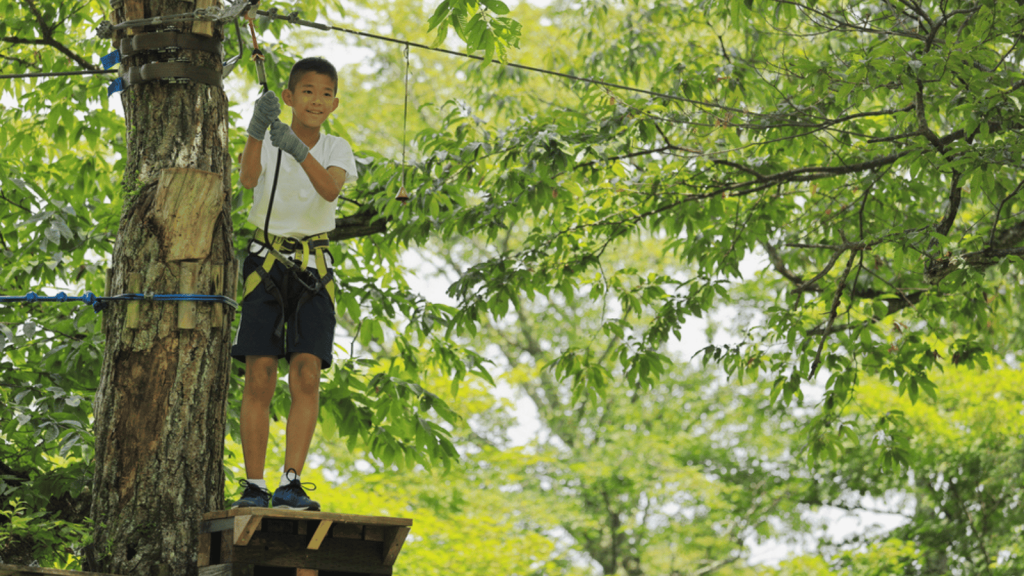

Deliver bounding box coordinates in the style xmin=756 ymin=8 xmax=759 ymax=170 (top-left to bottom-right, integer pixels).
xmin=0 ymin=291 xmax=239 ymax=313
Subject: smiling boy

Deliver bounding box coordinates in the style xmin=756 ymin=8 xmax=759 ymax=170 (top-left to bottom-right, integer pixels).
xmin=230 ymin=57 xmax=358 ymax=510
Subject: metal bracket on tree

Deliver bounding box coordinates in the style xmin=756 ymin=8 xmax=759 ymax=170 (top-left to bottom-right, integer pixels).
xmin=119 ymin=30 xmax=222 ymax=58
xmin=123 ymin=61 xmax=223 ymax=88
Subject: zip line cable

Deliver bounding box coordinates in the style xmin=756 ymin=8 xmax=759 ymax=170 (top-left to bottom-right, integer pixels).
xmin=254 ymin=9 xmax=715 ymax=109
xmin=2 ymin=8 xmax=712 ymax=110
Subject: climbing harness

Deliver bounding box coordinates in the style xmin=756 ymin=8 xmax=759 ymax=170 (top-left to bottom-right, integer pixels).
xmin=242 ymin=230 xmax=337 ymax=342
xmin=0 ymin=291 xmax=238 ymax=313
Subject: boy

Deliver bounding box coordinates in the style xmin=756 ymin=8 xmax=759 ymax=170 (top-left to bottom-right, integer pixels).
xmin=229 ymin=57 xmax=358 ymax=510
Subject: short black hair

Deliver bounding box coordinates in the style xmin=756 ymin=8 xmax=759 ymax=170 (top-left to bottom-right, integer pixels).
xmin=287 ymin=57 xmax=338 ymax=93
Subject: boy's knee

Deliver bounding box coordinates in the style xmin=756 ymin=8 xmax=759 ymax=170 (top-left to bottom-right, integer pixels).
xmin=289 ymin=354 xmax=321 ymax=397
xmin=244 ymin=356 xmax=279 ymax=398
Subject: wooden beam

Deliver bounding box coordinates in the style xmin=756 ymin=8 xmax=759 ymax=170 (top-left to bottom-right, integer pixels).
xmin=178 ymin=261 xmax=199 ymax=329
xmin=211 ymin=264 xmax=224 ymax=328
xmin=125 ymin=272 xmax=142 ymax=329
xmin=193 ymin=0 xmax=217 ymax=37
xmin=381 ymin=526 xmax=410 ymax=567
xmin=203 ymin=508 xmax=412 ymax=527
xmin=218 ymin=533 xmax=392 ymax=574
xmin=0 ymin=566 xmax=119 ymax=576
xmin=197 ymin=565 xmax=251 ymax=576
xmin=198 ymin=531 xmax=212 ymax=567
xmin=233 ymin=514 xmax=263 ymax=546
xmin=307 ymin=520 xmax=333 ymax=550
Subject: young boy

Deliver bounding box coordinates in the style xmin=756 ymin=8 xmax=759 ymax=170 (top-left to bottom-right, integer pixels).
xmin=230 ymin=57 xmax=358 ymax=510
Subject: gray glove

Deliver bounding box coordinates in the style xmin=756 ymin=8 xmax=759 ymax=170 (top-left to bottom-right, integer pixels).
xmin=270 ymin=119 xmax=309 ymax=163
xmin=247 ymin=91 xmax=280 ymax=140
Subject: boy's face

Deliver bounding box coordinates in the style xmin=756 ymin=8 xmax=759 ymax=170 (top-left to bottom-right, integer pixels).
xmin=282 ymin=71 xmax=339 ymax=131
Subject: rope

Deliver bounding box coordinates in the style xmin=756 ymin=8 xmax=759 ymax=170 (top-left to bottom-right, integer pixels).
xmin=96 ymin=0 xmax=251 ymax=38
xmin=0 ymin=291 xmax=239 ymax=313
xmin=401 ymin=44 xmax=410 ymax=183
xmin=6 ymin=6 xmax=714 ymax=108
xmin=0 ymin=69 xmax=116 ymax=80
xmin=256 ymin=9 xmax=712 ymax=108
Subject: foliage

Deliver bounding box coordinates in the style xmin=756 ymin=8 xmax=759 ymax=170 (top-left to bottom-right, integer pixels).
xmin=4 ymin=0 xmax=1024 ymax=571
xmin=798 ymin=362 xmax=1024 ymax=575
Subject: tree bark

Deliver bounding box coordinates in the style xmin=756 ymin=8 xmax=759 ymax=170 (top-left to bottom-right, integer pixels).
xmin=89 ymin=2 xmax=235 ymax=574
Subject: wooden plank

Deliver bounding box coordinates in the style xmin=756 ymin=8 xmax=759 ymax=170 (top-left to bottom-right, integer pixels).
xmin=152 ymin=168 xmax=223 ymax=262
xmin=225 ymin=532 xmax=391 ymax=575
xmin=123 ymin=0 xmax=144 ymax=36
xmin=234 ymin=514 xmax=263 ymax=546
xmin=198 ymin=531 xmax=213 ymax=567
xmin=211 ymin=264 xmax=224 ymax=328
xmin=202 ymin=517 xmax=235 ymax=534
xmin=197 ymin=564 xmax=252 ymax=576
xmin=307 ymin=520 xmax=333 ymax=550
xmin=193 ymin=0 xmax=217 ymax=37
xmin=178 ymin=261 xmax=198 ymax=329
xmin=331 ymin=523 xmax=363 ymax=540
xmin=125 ymin=272 xmax=142 ymax=329
xmin=203 ymin=508 xmax=412 ymax=527
xmin=0 ymin=566 xmax=118 ymax=576
xmin=363 ymin=526 xmax=384 ymax=542
xmin=381 ymin=526 xmax=410 ymax=567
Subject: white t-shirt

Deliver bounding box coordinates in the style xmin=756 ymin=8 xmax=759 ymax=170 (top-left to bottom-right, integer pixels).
xmin=247 ymin=131 xmax=358 ymax=238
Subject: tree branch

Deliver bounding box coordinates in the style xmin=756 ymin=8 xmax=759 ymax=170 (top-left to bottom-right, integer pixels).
xmin=327 ymin=210 xmax=387 ymax=241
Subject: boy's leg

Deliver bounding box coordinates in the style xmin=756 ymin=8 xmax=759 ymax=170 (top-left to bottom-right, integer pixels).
xmin=283 ymin=352 xmax=321 ymax=474
xmin=240 ymin=355 xmax=279 ymax=479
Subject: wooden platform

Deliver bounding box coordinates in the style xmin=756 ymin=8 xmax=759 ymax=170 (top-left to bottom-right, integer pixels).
xmin=0 ymin=567 xmax=116 ymax=576
xmin=199 ymin=509 xmax=412 ymax=576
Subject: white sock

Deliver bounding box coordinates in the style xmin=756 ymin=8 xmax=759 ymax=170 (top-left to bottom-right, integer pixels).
xmin=247 ymin=478 xmax=267 ymax=490
xmin=280 ymin=470 xmax=299 ymax=488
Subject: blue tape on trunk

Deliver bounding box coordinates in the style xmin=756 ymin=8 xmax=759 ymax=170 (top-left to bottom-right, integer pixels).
xmin=107 ymin=77 xmax=124 ymax=96
xmin=101 ymin=50 xmax=121 ymax=70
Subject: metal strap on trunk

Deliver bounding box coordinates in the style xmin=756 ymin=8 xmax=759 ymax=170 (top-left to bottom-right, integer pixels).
xmin=120 ymin=31 xmax=222 ymax=57
xmin=125 ymin=62 xmax=223 ymax=88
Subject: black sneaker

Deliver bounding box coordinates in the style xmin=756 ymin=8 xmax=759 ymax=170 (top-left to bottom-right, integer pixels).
xmin=230 ymin=480 xmax=271 ymax=509
xmin=271 ymin=469 xmax=320 ymax=511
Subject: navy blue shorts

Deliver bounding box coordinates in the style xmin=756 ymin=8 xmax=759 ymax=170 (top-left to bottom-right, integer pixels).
xmin=231 ymin=253 xmax=336 ymax=370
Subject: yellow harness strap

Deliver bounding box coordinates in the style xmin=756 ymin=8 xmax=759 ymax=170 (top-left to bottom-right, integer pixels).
xmin=242 ymin=229 xmax=335 ymax=305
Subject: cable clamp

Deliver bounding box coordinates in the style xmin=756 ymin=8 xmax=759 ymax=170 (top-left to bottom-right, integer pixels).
xmin=97 ymin=21 xmax=114 ymax=39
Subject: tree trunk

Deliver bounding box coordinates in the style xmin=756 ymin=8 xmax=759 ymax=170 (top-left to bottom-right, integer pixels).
xmin=89 ymin=2 xmax=235 ymax=574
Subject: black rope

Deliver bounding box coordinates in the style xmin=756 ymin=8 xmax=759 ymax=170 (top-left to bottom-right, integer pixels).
xmin=401 ymin=45 xmax=410 ymax=171
xmin=2 ymin=9 xmax=726 ymax=108
xmin=256 ymin=9 xmax=719 ymax=109
xmin=0 ymin=69 xmax=115 ymax=80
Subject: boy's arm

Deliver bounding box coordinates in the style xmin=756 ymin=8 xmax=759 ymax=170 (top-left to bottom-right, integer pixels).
xmin=239 ymin=136 xmax=263 ymax=189
xmin=239 ymin=91 xmax=280 ymax=189
xmin=298 ymin=155 xmax=346 ymax=202
xmin=269 ymin=120 xmax=347 ymax=202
